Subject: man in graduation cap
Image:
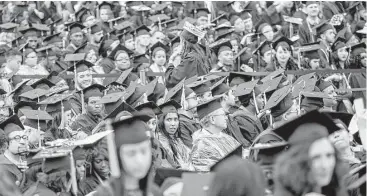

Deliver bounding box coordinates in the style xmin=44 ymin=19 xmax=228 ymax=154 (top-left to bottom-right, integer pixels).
xmin=70 ymin=84 xmax=106 ymax=136
xmin=134 ymin=25 xmax=151 ymax=55
xmin=0 ymin=115 xmax=28 ymax=191
xmin=65 ymin=23 xmax=86 ymax=54
xmin=86 ymin=23 xmax=104 ymax=53
xmin=20 ymin=27 xmax=41 ymax=50
xmin=211 ymin=39 xmax=234 ymax=72
xmin=190 ymin=97 xmax=240 ymax=172
xmin=298 ymin=2 xmax=322 ymax=45
xmin=316 ymin=21 xmax=337 ymax=69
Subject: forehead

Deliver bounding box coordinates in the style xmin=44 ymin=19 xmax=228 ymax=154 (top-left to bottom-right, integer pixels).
xmin=71 ymin=32 xmax=83 ymax=36
xmin=309 ymin=138 xmax=334 ymax=157
xmin=88 ymin=96 xmax=101 ymax=101
xmin=165 ymin=112 xmax=178 ymax=118
xmin=8 ymin=130 xmax=25 ymax=138
xmin=120 ymin=139 xmax=151 ymax=151
xmin=77 ymin=70 xmax=91 ymax=75
xmin=155 ymin=50 xmax=166 ymax=55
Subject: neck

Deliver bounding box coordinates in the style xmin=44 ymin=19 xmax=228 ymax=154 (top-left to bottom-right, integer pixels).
xmin=278 ymin=60 xmax=287 ymax=68
xmin=308 ymin=15 xmax=318 ymax=21
xmin=339 ymin=147 xmax=358 ymax=161
xmin=339 ymin=61 xmax=345 ymax=68
xmin=136 ymin=45 xmax=146 ymax=54
xmin=221 ymin=101 xmax=231 ymax=114
xmin=124 ymin=174 xmax=140 ymax=190
xmin=205 ymin=125 xmax=222 ymax=134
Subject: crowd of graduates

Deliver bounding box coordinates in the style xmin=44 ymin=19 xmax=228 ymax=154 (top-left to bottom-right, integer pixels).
xmin=0 ymin=1 xmax=365 ymax=196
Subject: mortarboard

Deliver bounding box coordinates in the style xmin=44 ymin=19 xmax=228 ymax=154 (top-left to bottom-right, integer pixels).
xmin=254 ymin=18 xmax=270 ymax=33
xmin=66 ymin=60 xmax=94 ymax=73
xmin=82 ymin=84 xmax=106 ymax=100
xmin=89 ymin=23 xmax=103 ymax=35
xmin=161 ymin=19 xmax=178 ymax=29
xmin=108 ymin=44 xmax=134 ymax=60
xmin=169 ymin=36 xmax=181 ymax=49
xmin=272 ymin=36 xmax=294 ymax=49
xmin=43 ymin=33 xmax=62 ymax=45
xmin=305 ymin=1 xmax=319 ymax=7
xmin=126 ymin=84 xmax=147 ymax=107
xmin=0 ymin=115 xmax=24 ymax=135
xmin=14 ymin=101 xmax=38 ymax=115
xmin=272 ymin=110 xmax=339 ymax=145
xmin=148 ymin=41 xmax=170 ymax=56
xmin=196 ymin=97 xmax=222 ymax=120
xmin=38 ymin=93 xmax=72 ymax=113
xmin=132 ymin=53 xmax=149 ymax=67
xmin=19 ymin=88 xmax=48 ymax=101
xmin=350 ymin=42 xmax=366 ymax=57
xmin=105 ymin=101 xmax=136 ymax=120
xmin=291 ymin=72 xmax=318 ymax=98
xmin=111 ymin=114 xmax=151 ymax=147
xmin=0 ymin=23 xmax=18 ymax=33
xmin=314 ymin=21 xmax=334 ymax=37
xmin=74 ymin=43 xmax=88 ymax=54
xmin=346 ymin=2 xmax=364 ymax=16
xmin=171 ymin=1 xmax=184 ymax=8
xmin=228 ymin=72 xmax=263 ymax=87
xmin=262 ymin=85 xmax=293 ymax=118
xmin=75 ymin=7 xmax=89 ymax=22
xmin=182 ymin=21 xmax=206 ymax=40
xmin=210 ymin=38 xmax=232 ymax=56
xmin=159 ymin=100 xmax=181 ymax=114
xmin=125 ymin=1 xmax=142 ymax=7
xmin=21 ymin=109 xmax=53 ymax=130
xmin=67 ymin=22 xmax=85 ymax=35
xmin=144 ymin=78 xmax=159 ymax=98
xmin=187 ymin=79 xmax=211 ymax=96
xmin=191 ymin=7 xmax=210 ymax=19
xmin=154 ymin=168 xmax=192 ymax=187
xmin=260 ymin=69 xmax=285 ymax=83
xmin=153 ymin=3 xmax=168 ymax=13
xmin=331 ymin=37 xmax=348 ymax=51
xmin=322 ymin=111 xmax=353 ymax=127
xmin=233 ymin=79 xmax=259 ymax=97
xmin=19 ymin=26 xmax=41 ymax=38
xmin=132 ymin=25 xmax=150 ymax=37
xmin=210 ymin=145 xmax=242 ymax=171
xmin=28 ymin=77 xmax=55 ymax=90
xmin=255 ymin=76 xmax=283 ymax=98
xmin=181 ymin=173 xmax=215 ymax=196
xmin=211 ymin=14 xmax=229 ymax=25
xmin=103 ymin=68 xmax=133 ymax=87
xmin=283 ymin=15 xmax=303 ymax=25
xmin=211 ymin=77 xmax=230 ymax=96
xmin=98 ymin=1 xmax=114 ymax=10
xmin=301 ymin=43 xmax=321 ymax=60
xmin=148 ymin=81 xmax=166 ymax=103
xmin=54 ymin=61 xmax=69 ymax=72
xmin=99 ymin=92 xmax=124 ymax=114
xmin=253 ymin=40 xmax=273 ymax=56
xmin=300 ymin=91 xmax=330 ymax=112
xmin=164 ymin=79 xmax=185 ymax=103
xmin=10 ymin=79 xmax=32 ymax=96
xmin=214 ymin=26 xmax=234 ymax=41
xmin=148 ymin=14 xmax=170 ymax=24
xmin=134 ymin=101 xmax=162 ymax=119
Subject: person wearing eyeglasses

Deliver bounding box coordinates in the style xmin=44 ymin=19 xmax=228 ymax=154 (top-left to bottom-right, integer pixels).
xmin=0 ymin=115 xmax=28 ymax=192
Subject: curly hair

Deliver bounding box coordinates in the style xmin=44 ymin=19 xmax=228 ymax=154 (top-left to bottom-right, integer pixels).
xmin=274 ymin=141 xmax=348 ymax=196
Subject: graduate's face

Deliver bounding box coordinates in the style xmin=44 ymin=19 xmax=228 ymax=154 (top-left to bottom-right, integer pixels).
xmin=8 ymin=131 xmax=28 ymax=154
xmin=120 ymin=140 xmax=152 ymax=180
xmin=337 ymin=47 xmax=349 ymax=62
xmin=243 ymin=19 xmax=253 ymax=32
xmin=93 ymin=154 xmax=110 ymax=178
xmin=276 ymin=46 xmax=291 ymax=65
xmin=7 ymin=55 xmax=22 ymax=69
xmin=100 ymin=9 xmax=110 ymax=22
xmin=225 ymin=89 xmax=236 ymax=106
xmin=186 ymin=92 xmax=198 ymax=110
xmin=115 ymin=52 xmax=131 ymax=70
xmin=164 ymin=113 xmax=179 ymax=135
xmin=322 ymin=86 xmax=337 ymax=107
xmin=153 ymin=50 xmax=167 ymax=66
xmin=70 ymin=32 xmax=84 ymax=47
xmin=360 ymin=53 xmax=367 ymax=67
xmin=218 ymin=50 xmax=234 ymax=66
xmin=306 ymin=4 xmax=320 ymax=17
xmin=323 ymin=29 xmax=336 ymax=43
xmin=197 ymin=91 xmax=213 ymax=104
xmin=93 ymin=31 xmax=104 ymax=44
xmin=234 ymin=18 xmax=245 ymax=32
xmin=87 ymin=96 xmax=103 ymax=115
xmin=329 ymin=125 xmax=350 ymax=151
xmin=147 ymin=117 xmax=157 ymax=133
xmin=308 ymin=138 xmax=335 ymax=187
xmin=255 ymin=93 xmax=265 ymax=110
xmin=261 ymin=26 xmax=274 ymax=41
xmin=151 ymin=31 xmax=165 ymax=45
xmin=197 ymin=16 xmax=208 ymax=26
xmin=211 ymin=108 xmax=228 ymax=130
xmin=230 ymin=40 xmax=239 ymax=53
xmin=77 ymin=70 xmax=93 ymax=89
xmin=125 ymin=39 xmax=135 ymax=50
xmin=86 ymin=50 xmax=97 ymax=64
xmin=27 ymin=37 xmax=38 ymax=49
xmin=25 ymin=52 xmax=38 ymax=67
xmin=262 ymin=50 xmax=274 ymax=65
xmin=138 ymin=35 xmax=151 ymax=47
xmin=309 ymin=59 xmax=320 ymax=69
xmin=76 ymin=159 xmax=86 ymax=180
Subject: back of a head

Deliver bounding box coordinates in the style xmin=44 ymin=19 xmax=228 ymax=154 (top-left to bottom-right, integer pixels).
xmin=209 ymin=156 xmax=266 ymax=196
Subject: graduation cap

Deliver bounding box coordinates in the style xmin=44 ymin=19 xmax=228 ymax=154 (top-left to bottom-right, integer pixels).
xmin=111 ymin=113 xmax=151 ymax=147
xmin=182 ymin=21 xmax=206 ymax=39
xmin=331 ymin=37 xmax=348 ymax=52
xmin=149 ymin=14 xmax=170 ymax=24
xmin=144 ymin=78 xmax=159 ymax=98
xmin=322 ymin=112 xmax=353 ymax=127
xmin=75 ymin=7 xmax=90 ymax=22
xmin=67 ymin=22 xmax=85 ymax=35
xmin=169 ymin=36 xmax=181 ymax=49
xmin=233 ymin=79 xmax=259 ymax=97
xmin=262 ymin=85 xmax=293 ymax=118
xmin=19 ymin=88 xmax=48 ymax=101
xmin=82 ymin=84 xmax=106 ymax=101
xmin=165 ymin=79 xmax=185 ymax=103
xmin=253 ymin=41 xmax=273 ymax=55
xmin=283 ymin=15 xmax=303 ymax=25
xmin=148 ymin=81 xmax=166 ymax=103
xmin=28 ymin=77 xmax=55 ymax=90
xmin=210 ymin=145 xmax=242 ymax=171
xmin=21 ymin=109 xmax=53 ymax=130
xmin=0 ymin=115 xmax=25 ymax=135
xmin=152 ymin=3 xmax=168 ymax=13
xmin=89 ymin=23 xmax=103 ymax=35
xmin=148 ymin=41 xmax=170 ymax=56
xmin=211 ymin=14 xmax=229 ymax=25
xmin=98 ymin=1 xmax=114 ymax=10
xmin=14 ymin=101 xmax=38 ymax=115
xmin=66 ymin=60 xmax=94 ymax=72
xmin=43 ymin=33 xmax=62 ymax=45
xmin=196 ymin=97 xmax=222 ymax=120
xmin=191 ymin=7 xmax=210 ymax=19
xmin=104 ymin=101 xmax=136 ymax=120
xmin=159 ymin=100 xmax=181 ymax=114
xmin=134 ymin=101 xmax=162 ymax=119
xmin=301 ymin=43 xmax=321 ymax=60
xmin=346 ymin=2 xmax=364 ymax=16
xmin=300 ymin=91 xmax=330 ymax=112
xmin=260 ymin=68 xmax=285 ymax=83
xmin=317 ymin=79 xmax=334 ymax=92
xmin=161 ymin=19 xmax=178 ymax=29
xmin=291 ymin=72 xmax=318 ymax=98
xmin=103 ymin=68 xmax=133 ymax=87
xmin=210 ymin=39 xmax=232 ymax=56
xmin=126 ymin=84 xmax=147 ymax=107
xmin=186 ymin=79 xmax=211 ymax=96
xmin=214 ymin=27 xmax=234 ymax=41
xmin=272 ymin=36 xmax=294 ymax=49
xmin=38 ymin=93 xmax=72 ymax=114
xmin=181 ymin=173 xmax=215 ymax=196
xmin=154 ymin=168 xmax=192 ymax=187
xmin=314 ymin=21 xmax=334 ymax=37
xmin=99 ymin=92 xmax=124 ymax=113
xmin=0 ymin=23 xmax=18 ymax=33
xmin=254 ymin=18 xmax=270 ymax=33
xmin=228 ymin=72 xmax=263 ymax=87
xmin=31 ymin=23 xmax=50 ymax=36
xmin=273 ymin=110 xmax=339 ymax=145
xmin=132 ymin=53 xmax=149 ymax=67
xmin=19 ymin=26 xmax=41 ymax=38
xmin=211 ymin=77 xmax=230 ymax=96
xmin=350 ymin=42 xmax=366 ymax=57
xmin=255 ymin=76 xmax=283 ymax=99
xmin=108 ymin=44 xmax=134 ymax=60
xmin=132 ymin=25 xmax=150 ymax=37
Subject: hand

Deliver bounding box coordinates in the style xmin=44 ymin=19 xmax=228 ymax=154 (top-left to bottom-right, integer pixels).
xmin=240 ymin=64 xmax=254 ymax=72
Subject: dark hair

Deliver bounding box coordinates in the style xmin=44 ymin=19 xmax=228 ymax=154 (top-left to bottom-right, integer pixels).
xmin=5 ymin=49 xmax=21 ymax=58
xmin=331 ymin=50 xmax=350 ymax=69
xmin=157 ymin=113 xmax=181 ymax=157
xmin=238 ymin=94 xmax=251 ymax=107
xmin=350 ymin=54 xmax=365 ymax=69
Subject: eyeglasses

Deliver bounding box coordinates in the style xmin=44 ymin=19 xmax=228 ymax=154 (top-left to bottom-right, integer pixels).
xmin=10 ymin=135 xmax=28 ymax=142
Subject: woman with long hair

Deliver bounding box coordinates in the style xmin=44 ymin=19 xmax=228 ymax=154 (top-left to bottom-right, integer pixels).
xmin=165 ymin=21 xmax=209 ymax=88
xmin=157 ymin=100 xmax=192 ymax=170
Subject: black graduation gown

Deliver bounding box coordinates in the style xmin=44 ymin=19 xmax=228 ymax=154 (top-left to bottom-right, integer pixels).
xmin=349 ymin=72 xmax=366 ymax=104
xmin=178 ymin=111 xmax=201 ymax=148
xmin=70 ymin=112 xmax=103 ymax=135
xmin=298 ymin=20 xmax=318 ymax=45
xmin=69 ymin=91 xmax=82 ymax=115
